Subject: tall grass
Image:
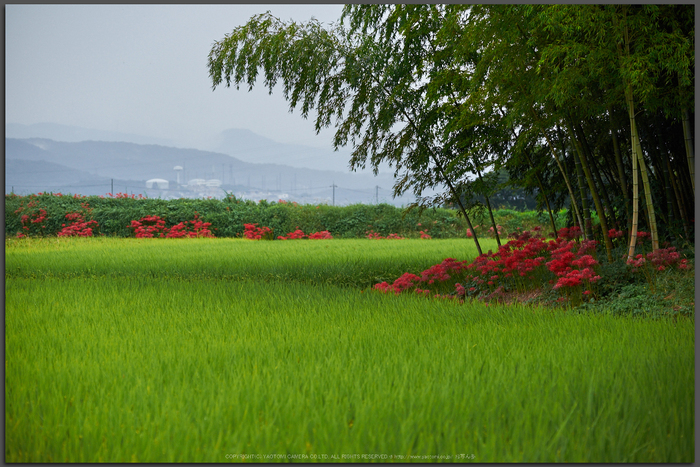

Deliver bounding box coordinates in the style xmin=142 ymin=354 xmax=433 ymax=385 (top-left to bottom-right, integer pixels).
xmin=5 ymin=238 xmax=694 ymax=462
xmin=5 ymin=237 xmax=497 ymax=289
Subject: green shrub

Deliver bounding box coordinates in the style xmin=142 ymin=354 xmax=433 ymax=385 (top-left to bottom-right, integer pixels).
xmin=5 ymin=193 xmax=573 ymax=239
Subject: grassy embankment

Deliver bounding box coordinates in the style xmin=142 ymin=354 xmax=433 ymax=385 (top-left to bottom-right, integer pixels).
xmin=5 ymin=237 xmax=694 ymax=462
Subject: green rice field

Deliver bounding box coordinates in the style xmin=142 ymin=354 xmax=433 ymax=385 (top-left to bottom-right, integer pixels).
xmin=5 ymin=238 xmax=694 ymax=462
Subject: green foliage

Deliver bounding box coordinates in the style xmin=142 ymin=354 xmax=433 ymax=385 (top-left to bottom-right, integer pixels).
xmin=578 ymin=261 xmax=695 ymax=318
xmin=6 ymin=194 xmax=508 ymax=239
xmin=4 ymin=194 xmax=597 ymax=241
xmin=205 ymin=5 xmax=695 ymax=257
xmin=5 ymin=239 xmax=695 ymax=462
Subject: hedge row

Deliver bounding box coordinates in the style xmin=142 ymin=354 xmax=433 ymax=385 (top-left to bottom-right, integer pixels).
xmin=5 ymin=193 xmax=563 ymax=239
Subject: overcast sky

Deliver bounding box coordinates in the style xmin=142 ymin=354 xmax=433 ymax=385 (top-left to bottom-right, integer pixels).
xmin=5 ymin=4 xmax=348 ymax=149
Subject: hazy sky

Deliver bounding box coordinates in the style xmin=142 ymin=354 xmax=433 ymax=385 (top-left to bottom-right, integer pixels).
xmin=5 ymin=4 xmax=348 ymax=149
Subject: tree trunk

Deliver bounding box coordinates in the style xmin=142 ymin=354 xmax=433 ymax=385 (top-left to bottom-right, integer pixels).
xmin=668 ymin=165 xmax=691 ymax=239
xmin=474 ymin=164 xmax=501 ymax=247
xmin=566 ymin=119 xmax=615 ymax=262
xmin=573 ymin=137 xmax=593 ymax=239
xmin=619 ymin=20 xmax=660 ymax=252
xmin=434 ymin=161 xmax=482 ymax=255
xmin=627 ymin=111 xmax=640 ymax=262
xmin=576 ymin=121 xmax=618 ymax=229
xmin=558 ymin=120 xmax=591 ymax=239
xmin=525 ymin=150 xmax=559 ymax=238
xmin=631 ymin=113 xmax=659 ymax=251
xmin=532 ymin=116 xmax=586 ymax=237
xmin=610 ymin=117 xmax=632 ymax=231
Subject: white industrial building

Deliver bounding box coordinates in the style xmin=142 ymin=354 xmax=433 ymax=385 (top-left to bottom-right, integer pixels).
xmin=146 ymin=178 xmax=169 ymax=189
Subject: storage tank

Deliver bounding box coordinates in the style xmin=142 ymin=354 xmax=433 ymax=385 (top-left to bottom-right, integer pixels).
xmin=146 ymin=178 xmax=169 ymax=189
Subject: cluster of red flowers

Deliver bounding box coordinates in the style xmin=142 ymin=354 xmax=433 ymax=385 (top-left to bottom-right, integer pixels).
xmin=278 ymin=229 xmax=307 ymax=240
xmin=558 ymin=225 xmax=582 ymax=240
xmin=58 ymin=212 xmax=98 ymax=237
xmin=243 ymin=225 xmax=334 ymax=240
xmin=129 ymin=214 xmax=214 ymax=238
xmin=375 ymin=272 xmax=423 ymax=294
xmin=374 ymin=258 xmax=470 ymax=296
xmin=17 ymin=202 xmax=48 ymax=237
xmin=307 ymin=230 xmax=333 ymax=239
xmin=421 ymin=258 xmax=468 ymax=284
xmin=546 ymin=232 xmax=601 ymax=291
xmin=21 ymin=209 xmax=47 ymax=226
xmin=129 ymin=215 xmax=169 ymax=238
xmin=374 ymin=226 xmax=607 ymax=304
xmin=365 ymin=230 xmax=404 ymax=240
xmin=628 ymin=246 xmax=688 ymax=272
xmin=608 ymin=228 xmax=652 ymax=243
xmin=419 ymin=231 xmax=432 ymax=239
xmin=244 ymin=223 xmax=273 ymax=240
xmin=168 ymin=215 xmax=215 ymax=238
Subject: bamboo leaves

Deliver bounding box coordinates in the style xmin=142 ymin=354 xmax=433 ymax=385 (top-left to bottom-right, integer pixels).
xmin=208 ymin=5 xmax=694 ymax=250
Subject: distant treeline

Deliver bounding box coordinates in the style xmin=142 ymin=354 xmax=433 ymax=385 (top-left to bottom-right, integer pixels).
xmin=5 ymin=193 xmax=563 ymax=239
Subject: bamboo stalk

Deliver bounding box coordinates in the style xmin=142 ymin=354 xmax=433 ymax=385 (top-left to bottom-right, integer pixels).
xmin=626 ymin=98 xmax=640 ymax=262
xmin=619 ymin=15 xmax=659 ymax=253
xmin=566 ymin=119 xmax=614 ymax=262
xmin=534 ymin=118 xmax=586 ymax=238
xmin=572 ymin=132 xmax=593 ymax=239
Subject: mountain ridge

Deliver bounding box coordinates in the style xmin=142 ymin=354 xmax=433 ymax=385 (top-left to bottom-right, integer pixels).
xmin=5 ymin=137 xmax=409 ymax=205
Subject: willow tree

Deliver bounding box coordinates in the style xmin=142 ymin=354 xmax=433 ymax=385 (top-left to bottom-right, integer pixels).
xmin=208 ymin=9 xmax=485 ymax=254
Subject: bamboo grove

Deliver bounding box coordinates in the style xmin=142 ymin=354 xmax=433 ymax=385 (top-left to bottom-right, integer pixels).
xmin=207 ymin=5 xmax=695 ymax=261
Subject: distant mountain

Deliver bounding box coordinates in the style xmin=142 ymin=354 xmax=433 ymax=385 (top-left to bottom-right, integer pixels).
xmin=6 ymin=158 xmax=142 ymax=197
xmin=5 ymin=137 xmax=412 ymax=205
xmin=7 ymin=123 xmax=390 ymax=175
xmin=6 ymin=122 xmax=177 ymax=147
xmin=207 ymin=128 xmax=357 ymax=173
xmin=5 ymin=140 xmax=145 ymax=195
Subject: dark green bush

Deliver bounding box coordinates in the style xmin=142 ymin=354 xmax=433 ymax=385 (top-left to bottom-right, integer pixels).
xmin=5 ymin=193 xmax=567 ymax=239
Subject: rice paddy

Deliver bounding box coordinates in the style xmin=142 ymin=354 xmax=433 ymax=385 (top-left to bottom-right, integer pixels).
xmin=5 ymin=237 xmax=694 ymax=462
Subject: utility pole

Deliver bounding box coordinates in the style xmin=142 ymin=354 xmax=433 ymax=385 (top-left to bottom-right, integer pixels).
xmin=111 ymin=179 xmax=114 ymax=194
xmin=376 ymin=185 xmax=380 ymax=204
xmin=331 ymin=182 xmax=337 ymax=206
